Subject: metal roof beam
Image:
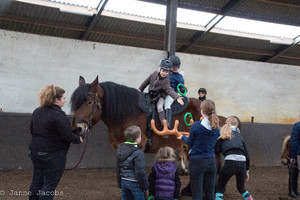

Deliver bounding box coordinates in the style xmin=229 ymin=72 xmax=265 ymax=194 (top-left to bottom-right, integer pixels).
xmin=0 ymin=14 xmax=87 ymax=31
xmin=294 ymin=34 xmax=300 ymax=44
xmin=261 ymin=34 xmax=300 ymax=62
xmin=205 ymin=15 xmax=225 ymax=33
xmin=257 ymin=0 xmax=300 ymax=7
xmin=165 ymin=0 xmax=178 ymax=56
xmin=178 ymin=0 xmax=240 ymax=52
xmin=80 ymin=0 xmax=109 ymax=40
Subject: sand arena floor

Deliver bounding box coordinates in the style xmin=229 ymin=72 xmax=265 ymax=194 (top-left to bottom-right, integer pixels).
xmin=0 ymin=166 xmax=295 ymax=200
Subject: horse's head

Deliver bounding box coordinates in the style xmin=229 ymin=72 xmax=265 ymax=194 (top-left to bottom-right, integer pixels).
xmin=70 ymin=76 xmax=103 ymax=138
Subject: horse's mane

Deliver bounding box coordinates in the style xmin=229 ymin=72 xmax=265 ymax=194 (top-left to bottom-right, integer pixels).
xmin=70 ymin=81 xmax=141 ymax=123
xmin=100 ymin=82 xmax=141 ymax=123
xmin=282 ymin=135 xmax=291 ymax=153
xmin=70 ymin=84 xmax=90 ymax=112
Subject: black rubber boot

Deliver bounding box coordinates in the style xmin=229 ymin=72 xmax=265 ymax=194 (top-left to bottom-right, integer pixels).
xmin=293 ymin=167 xmax=300 ymax=196
xmin=166 ymin=109 xmax=172 ymax=129
xmin=289 ymin=162 xmax=297 ymax=198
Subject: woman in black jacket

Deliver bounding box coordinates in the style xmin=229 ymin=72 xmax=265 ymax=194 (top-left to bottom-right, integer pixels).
xmin=29 ymin=85 xmax=82 ymax=200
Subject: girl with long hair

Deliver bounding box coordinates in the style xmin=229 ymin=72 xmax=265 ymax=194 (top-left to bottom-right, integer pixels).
xmin=215 ymin=116 xmax=253 ymax=200
xmin=177 ymin=99 xmax=220 ymax=200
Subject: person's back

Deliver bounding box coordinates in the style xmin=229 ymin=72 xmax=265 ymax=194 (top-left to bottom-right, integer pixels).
xmin=148 ymin=146 xmax=181 ymax=200
xmin=215 ymin=116 xmax=253 ymax=200
xmin=29 ymin=85 xmax=82 ymax=200
xmin=169 ymin=55 xmax=185 ymax=94
xmin=116 ymin=125 xmax=149 ymax=200
xmin=177 ymin=100 xmax=220 ymax=200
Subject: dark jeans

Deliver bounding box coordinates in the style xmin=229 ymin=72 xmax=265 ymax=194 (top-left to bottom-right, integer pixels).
xmin=29 ymin=149 xmax=67 ymax=200
xmin=189 ymin=157 xmax=216 ymax=200
xmin=121 ymin=179 xmax=145 ymax=200
xmin=216 ymin=160 xmax=247 ymax=194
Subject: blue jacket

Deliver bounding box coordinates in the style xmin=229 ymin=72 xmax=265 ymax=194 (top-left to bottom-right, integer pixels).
xmin=182 ymin=120 xmax=220 ymax=159
xmin=289 ymin=121 xmax=300 ymax=159
xmin=169 ymin=72 xmax=184 ymax=93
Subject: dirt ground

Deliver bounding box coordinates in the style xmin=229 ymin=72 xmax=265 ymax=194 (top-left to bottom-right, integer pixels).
xmin=0 ymin=166 xmax=297 ymax=200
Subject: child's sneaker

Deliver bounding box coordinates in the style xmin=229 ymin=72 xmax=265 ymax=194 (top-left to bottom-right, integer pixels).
xmin=215 ymin=192 xmax=224 ymax=200
xmin=242 ymin=191 xmax=253 ymax=200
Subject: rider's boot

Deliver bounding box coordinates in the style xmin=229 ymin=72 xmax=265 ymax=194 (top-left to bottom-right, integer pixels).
xmin=166 ymin=108 xmax=172 ymax=130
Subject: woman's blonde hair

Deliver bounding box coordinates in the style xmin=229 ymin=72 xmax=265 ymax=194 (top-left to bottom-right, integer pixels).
xmin=155 ymin=146 xmax=176 ymax=162
xmin=201 ymin=99 xmax=219 ymax=129
xmin=39 ymin=85 xmax=65 ymax=106
xmin=219 ymin=116 xmax=240 ymax=140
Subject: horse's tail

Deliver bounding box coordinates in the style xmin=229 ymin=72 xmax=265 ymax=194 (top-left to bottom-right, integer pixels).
xmin=281 ymin=135 xmax=291 ymax=165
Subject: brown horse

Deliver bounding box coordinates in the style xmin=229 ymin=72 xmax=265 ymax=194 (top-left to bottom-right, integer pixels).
xmin=70 ymin=76 xmax=226 ymax=172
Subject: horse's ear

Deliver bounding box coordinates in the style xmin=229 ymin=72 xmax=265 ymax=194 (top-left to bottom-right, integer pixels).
xmin=79 ymin=76 xmax=86 ymax=86
xmin=90 ymin=76 xmax=99 ymax=89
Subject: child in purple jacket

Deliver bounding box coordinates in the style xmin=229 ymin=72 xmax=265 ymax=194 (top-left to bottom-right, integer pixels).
xmin=148 ymin=146 xmax=181 ymax=200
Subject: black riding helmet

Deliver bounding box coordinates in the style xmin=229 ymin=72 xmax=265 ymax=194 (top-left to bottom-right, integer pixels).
xmin=159 ymin=58 xmax=172 ymax=71
xmin=198 ymin=88 xmax=207 ymax=95
xmin=169 ymin=55 xmax=181 ymax=68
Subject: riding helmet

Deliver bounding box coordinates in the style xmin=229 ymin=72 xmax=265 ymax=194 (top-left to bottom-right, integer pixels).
xmin=169 ymin=55 xmax=181 ymax=68
xmin=198 ymin=88 xmax=207 ymax=95
xmin=159 ymin=58 xmax=172 ymax=71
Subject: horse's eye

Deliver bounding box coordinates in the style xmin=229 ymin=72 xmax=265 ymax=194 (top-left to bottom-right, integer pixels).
xmin=88 ymin=101 xmax=93 ymax=105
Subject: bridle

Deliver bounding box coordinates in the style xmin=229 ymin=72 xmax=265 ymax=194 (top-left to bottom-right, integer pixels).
xmin=74 ymin=91 xmax=101 ymax=133
xmin=65 ymin=91 xmax=101 ymax=171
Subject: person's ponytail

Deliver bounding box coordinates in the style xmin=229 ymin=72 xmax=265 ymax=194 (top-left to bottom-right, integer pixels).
xmin=210 ymin=113 xmax=220 ymax=130
xmin=201 ymin=100 xmax=220 ymax=130
xmin=39 ymin=85 xmax=56 ymax=106
xmin=39 ymin=85 xmax=64 ymax=106
xmin=218 ymin=123 xmax=232 ymax=139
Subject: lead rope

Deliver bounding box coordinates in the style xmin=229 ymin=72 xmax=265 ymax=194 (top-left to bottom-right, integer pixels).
xmin=65 ymin=92 xmax=99 ymax=171
xmin=65 ymin=130 xmax=89 ymax=171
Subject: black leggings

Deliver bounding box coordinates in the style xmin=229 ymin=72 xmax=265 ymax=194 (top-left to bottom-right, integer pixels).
xmin=216 ymin=160 xmax=247 ymax=194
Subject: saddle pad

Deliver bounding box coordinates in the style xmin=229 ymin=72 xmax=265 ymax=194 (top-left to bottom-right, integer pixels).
xmin=171 ymin=96 xmax=189 ymax=115
xmin=138 ymin=92 xmax=152 ymax=116
xmin=138 ymin=92 xmax=189 ymax=116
